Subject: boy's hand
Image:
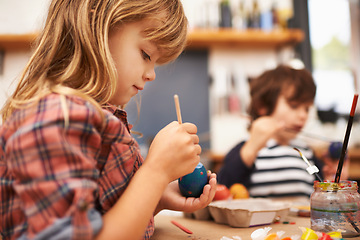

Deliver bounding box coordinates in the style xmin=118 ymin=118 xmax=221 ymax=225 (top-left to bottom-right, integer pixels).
xmin=241 ymin=117 xmax=285 ymax=167
xmin=249 ymin=116 xmax=285 ymax=149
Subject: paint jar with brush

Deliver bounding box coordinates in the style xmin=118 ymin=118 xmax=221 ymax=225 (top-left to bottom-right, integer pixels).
xmin=310 ymin=181 xmax=360 ymax=238
xmin=310 ymin=94 xmax=360 ymax=238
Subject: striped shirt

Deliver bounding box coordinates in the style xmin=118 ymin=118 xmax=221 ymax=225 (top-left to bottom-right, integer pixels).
xmin=218 ymin=139 xmax=324 ymax=198
xmin=0 ymin=93 xmax=154 ymax=239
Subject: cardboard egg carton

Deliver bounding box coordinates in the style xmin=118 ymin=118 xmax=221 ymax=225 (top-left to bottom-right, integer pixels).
xmin=207 ymin=198 xmax=291 ymax=227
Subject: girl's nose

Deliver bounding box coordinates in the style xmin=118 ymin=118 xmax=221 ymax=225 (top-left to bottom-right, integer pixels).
xmin=144 ymin=68 xmax=156 ymax=82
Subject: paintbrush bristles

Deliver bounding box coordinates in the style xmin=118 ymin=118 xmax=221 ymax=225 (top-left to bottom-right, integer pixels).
xmin=293 ymin=147 xmax=310 ymax=165
xmin=294 ymin=147 xmax=323 ymax=182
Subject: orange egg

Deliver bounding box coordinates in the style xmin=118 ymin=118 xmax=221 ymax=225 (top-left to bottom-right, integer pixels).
xmin=264 ymin=233 xmax=280 ymax=240
xmin=213 ymin=184 xmax=232 ymax=201
xmin=229 ymin=183 xmax=249 ymax=199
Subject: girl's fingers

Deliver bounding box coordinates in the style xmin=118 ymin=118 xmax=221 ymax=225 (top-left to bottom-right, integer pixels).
xmin=192 ymin=134 xmax=199 ymax=144
xmin=195 ymin=144 xmax=201 ymax=155
xmin=199 ymin=175 xmax=217 ymax=205
xmin=182 ymin=122 xmax=198 ymax=134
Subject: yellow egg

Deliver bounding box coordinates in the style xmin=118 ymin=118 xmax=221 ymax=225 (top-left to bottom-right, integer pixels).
xmin=229 ymin=183 xmax=249 ymax=199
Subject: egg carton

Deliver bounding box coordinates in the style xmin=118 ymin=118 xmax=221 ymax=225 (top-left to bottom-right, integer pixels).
xmin=207 ymin=198 xmax=291 ymax=227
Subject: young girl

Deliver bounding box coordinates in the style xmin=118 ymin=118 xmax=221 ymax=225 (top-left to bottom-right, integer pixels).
xmin=218 ymin=65 xmax=341 ymax=198
xmin=0 ymin=0 xmax=217 ymax=239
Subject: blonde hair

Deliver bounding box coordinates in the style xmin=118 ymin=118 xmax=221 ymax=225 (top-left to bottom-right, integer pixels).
xmin=1 ymin=0 xmax=188 ymax=121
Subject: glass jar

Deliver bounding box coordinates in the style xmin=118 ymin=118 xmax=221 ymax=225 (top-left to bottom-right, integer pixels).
xmin=310 ymin=181 xmax=360 ymax=238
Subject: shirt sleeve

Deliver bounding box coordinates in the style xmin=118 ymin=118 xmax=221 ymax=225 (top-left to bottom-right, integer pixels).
xmin=17 ymin=208 xmax=102 ymax=240
xmin=6 ymin=96 xmax=106 ymax=239
xmin=217 ymin=141 xmax=255 ymax=189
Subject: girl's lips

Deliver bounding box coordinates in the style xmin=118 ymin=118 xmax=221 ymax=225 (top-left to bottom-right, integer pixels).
xmin=131 ymin=86 xmax=140 ymax=95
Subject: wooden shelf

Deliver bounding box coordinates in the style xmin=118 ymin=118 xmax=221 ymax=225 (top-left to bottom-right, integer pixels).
xmin=186 ymin=28 xmax=304 ymax=49
xmin=0 ymin=33 xmax=38 ymax=51
xmin=0 ymin=29 xmax=304 ymax=51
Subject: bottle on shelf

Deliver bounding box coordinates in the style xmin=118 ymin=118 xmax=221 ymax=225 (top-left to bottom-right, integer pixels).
xmin=220 ymin=0 xmax=232 ymax=28
xmin=271 ymin=3 xmax=280 ymax=30
xmin=249 ymin=0 xmax=261 ymax=29
xmin=232 ymin=1 xmax=247 ymax=31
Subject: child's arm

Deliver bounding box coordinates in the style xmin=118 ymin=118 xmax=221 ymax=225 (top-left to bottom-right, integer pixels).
xmin=217 ymin=141 xmax=255 ymax=188
xmin=96 ymin=121 xmax=203 ymax=240
xmin=241 ymin=116 xmax=285 ymax=167
xmin=7 ymin=97 xmax=200 ymax=240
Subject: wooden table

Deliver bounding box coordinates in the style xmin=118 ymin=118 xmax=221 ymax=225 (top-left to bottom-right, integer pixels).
xmin=151 ymin=213 xmax=310 ymax=240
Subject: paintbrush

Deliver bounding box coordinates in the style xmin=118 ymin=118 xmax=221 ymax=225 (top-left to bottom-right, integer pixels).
xmin=237 ymin=112 xmax=335 ymax=142
xmin=285 ymin=128 xmax=334 ymax=142
xmin=174 ymin=94 xmax=182 ymax=124
xmin=171 ymin=220 xmax=193 ymax=234
xmin=293 ymin=147 xmax=323 ymax=182
xmin=334 ymin=93 xmax=358 ymax=183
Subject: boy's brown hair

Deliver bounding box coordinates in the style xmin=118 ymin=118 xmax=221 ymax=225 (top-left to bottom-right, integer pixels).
xmin=248 ymin=65 xmax=316 ymax=120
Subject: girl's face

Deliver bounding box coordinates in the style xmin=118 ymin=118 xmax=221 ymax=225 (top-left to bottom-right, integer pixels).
xmin=108 ymin=19 xmax=161 ymax=106
xmin=271 ymin=94 xmax=313 ymax=144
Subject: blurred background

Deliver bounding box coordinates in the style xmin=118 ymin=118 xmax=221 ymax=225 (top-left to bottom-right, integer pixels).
xmin=0 ymin=0 xmax=359 ymax=182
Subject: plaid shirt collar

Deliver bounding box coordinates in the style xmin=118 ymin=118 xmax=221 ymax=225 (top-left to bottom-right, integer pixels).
xmin=103 ymin=104 xmax=132 ymax=134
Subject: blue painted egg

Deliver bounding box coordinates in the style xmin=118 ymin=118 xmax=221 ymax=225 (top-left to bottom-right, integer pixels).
xmin=178 ymin=162 xmax=208 ymax=198
xmin=329 ymin=141 xmax=342 ymax=159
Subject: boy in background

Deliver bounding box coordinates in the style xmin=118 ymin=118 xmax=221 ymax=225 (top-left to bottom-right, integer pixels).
xmin=217 ymin=65 xmax=339 ymax=198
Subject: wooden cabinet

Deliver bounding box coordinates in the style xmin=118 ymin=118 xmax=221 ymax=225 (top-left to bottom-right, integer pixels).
xmin=0 ymin=28 xmax=304 ymax=51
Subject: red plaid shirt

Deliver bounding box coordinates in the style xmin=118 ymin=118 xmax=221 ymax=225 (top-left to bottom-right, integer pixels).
xmin=0 ymin=93 xmax=154 ymax=239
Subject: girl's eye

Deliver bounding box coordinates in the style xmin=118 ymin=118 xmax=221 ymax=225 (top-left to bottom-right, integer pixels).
xmin=141 ymin=50 xmax=151 ymax=61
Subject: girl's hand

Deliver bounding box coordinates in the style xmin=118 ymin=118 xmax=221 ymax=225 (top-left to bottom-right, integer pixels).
xmin=155 ymin=171 xmax=217 ymax=214
xmin=146 ymin=121 xmax=201 ymax=183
